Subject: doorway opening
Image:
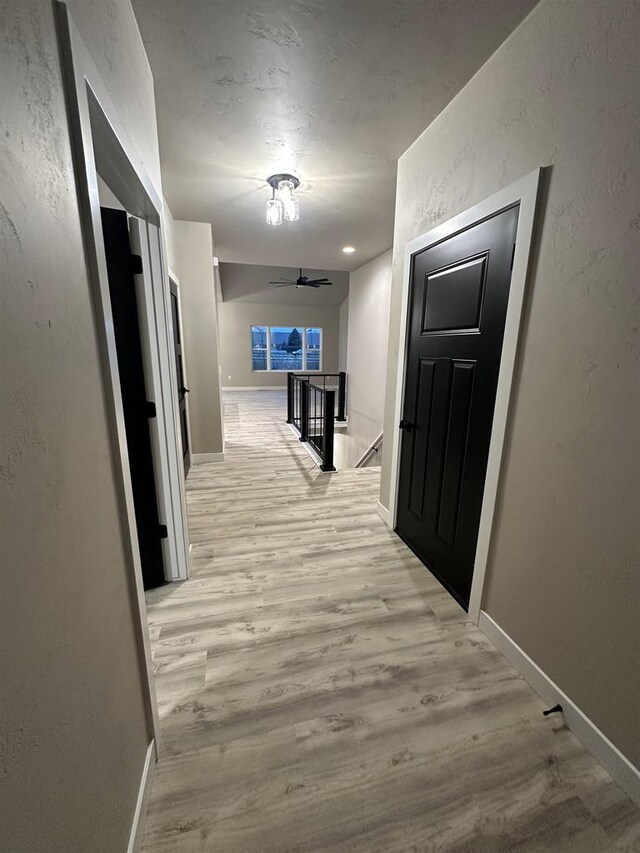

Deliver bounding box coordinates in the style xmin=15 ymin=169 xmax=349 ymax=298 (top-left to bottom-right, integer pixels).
xmin=101 ymin=204 xmax=167 ymax=589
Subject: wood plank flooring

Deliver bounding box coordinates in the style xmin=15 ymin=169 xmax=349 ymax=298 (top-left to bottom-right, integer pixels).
xmin=141 ymin=390 xmax=640 ymax=852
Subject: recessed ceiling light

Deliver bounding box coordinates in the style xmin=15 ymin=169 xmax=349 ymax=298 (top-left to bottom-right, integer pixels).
xmin=342 ymin=246 xmax=356 ymax=254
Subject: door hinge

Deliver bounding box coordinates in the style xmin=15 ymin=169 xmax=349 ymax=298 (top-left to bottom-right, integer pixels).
xmin=158 ymin=524 xmax=168 ymax=539
xmin=145 ymin=401 xmax=157 ymax=419
xmin=130 ymin=253 xmax=143 ymax=275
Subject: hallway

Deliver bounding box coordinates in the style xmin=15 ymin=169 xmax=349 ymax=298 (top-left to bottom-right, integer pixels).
xmin=141 ymin=391 xmax=639 ymax=852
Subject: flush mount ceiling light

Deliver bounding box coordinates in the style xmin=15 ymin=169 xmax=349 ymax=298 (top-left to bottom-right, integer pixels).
xmin=265 ymin=173 xmax=300 ymax=225
xmin=342 ymin=245 xmax=356 ymax=254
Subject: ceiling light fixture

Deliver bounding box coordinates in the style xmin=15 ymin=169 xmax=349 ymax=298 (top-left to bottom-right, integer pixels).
xmin=342 ymin=245 xmax=356 ymax=254
xmin=265 ymin=173 xmax=300 ymax=225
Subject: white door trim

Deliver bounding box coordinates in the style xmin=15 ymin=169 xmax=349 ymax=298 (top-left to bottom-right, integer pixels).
xmin=128 ymin=219 xmax=185 ymax=581
xmin=146 ymin=224 xmax=190 ymax=580
xmin=168 ymin=272 xmax=195 ymax=483
xmin=55 ymin=1 xmax=191 ymax=751
xmin=387 ymin=168 xmax=544 ymax=623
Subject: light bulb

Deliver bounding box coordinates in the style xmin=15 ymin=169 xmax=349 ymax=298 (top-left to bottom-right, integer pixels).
xmin=283 ymin=192 xmax=299 ymax=222
xmin=278 ymin=179 xmax=299 ymax=222
xmin=278 ymin=179 xmax=294 ymax=205
xmin=266 ymin=196 xmax=283 ymax=226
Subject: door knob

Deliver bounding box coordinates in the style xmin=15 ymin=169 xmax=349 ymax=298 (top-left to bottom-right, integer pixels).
xmin=180 ymin=387 xmax=190 ymax=395
xmin=399 ymin=419 xmax=414 ymax=432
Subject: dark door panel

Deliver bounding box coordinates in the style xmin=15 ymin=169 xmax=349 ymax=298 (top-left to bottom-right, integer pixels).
xmin=396 ymin=205 xmax=519 ymax=608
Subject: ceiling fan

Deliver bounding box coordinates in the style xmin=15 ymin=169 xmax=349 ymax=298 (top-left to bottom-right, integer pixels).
xmin=268 ymin=268 xmax=333 ymax=289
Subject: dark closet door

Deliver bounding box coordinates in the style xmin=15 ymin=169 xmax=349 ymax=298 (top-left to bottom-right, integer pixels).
xmin=169 ymin=280 xmax=190 ymax=476
xmin=395 ymin=204 xmax=519 ymax=609
xmin=101 ymin=207 xmax=166 ymax=590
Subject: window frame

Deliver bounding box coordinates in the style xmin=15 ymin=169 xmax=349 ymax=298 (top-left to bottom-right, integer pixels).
xmin=250 ymin=325 xmax=323 ymax=372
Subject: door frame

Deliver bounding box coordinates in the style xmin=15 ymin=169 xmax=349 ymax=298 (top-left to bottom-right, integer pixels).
xmin=55 ymin=1 xmax=191 ymax=751
xmin=387 ymin=168 xmax=544 ymax=623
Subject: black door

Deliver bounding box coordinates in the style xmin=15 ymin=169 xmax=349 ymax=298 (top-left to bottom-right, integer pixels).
xmin=169 ymin=280 xmax=190 ymax=476
xmin=396 ymin=204 xmax=519 ymax=609
xmin=101 ymin=207 xmax=166 ymax=590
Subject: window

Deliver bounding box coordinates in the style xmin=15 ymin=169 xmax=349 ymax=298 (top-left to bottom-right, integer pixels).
xmin=251 ymin=325 xmax=268 ymax=370
xmin=270 ymin=326 xmax=303 ymax=371
xmin=305 ymin=327 xmax=321 ymax=370
xmin=251 ymin=326 xmax=323 ymax=371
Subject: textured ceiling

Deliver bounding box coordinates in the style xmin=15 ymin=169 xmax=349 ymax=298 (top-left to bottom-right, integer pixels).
xmin=132 ymin=0 xmax=537 ymax=270
xmin=219 ymin=263 xmax=349 ymax=306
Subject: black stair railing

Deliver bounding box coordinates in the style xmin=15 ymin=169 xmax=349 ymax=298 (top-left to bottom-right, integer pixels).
xmin=287 ymin=372 xmax=345 ymax=472
xmin=305 ymin=381 xmax=335 ymax=472
xmin=287 ymin=371 xmax=346 ymax=428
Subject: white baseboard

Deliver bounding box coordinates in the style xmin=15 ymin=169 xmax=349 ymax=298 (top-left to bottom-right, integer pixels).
xmin=478 ymin=611 xmax=640 ymax=807
xmin=376 ymin=501 xmax=392 ymax=527
xmin=223 ymin=386 xmax=287 ymax=391
xmin=301 ymin=440 xmax=323 ymax=468
xmin=192 ymin=452 xmax=224 ymax=464
xmin=127 ymin=739 xmax=156 ymax=853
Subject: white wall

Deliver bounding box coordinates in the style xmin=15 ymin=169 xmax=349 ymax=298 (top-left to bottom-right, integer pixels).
xmin=164 ymin=210 xmax=224 ymax=455
xmin=335 ymin=251 xmax=392 ymax=469
xmin=1 ymin=1 xmax=158 ymax=849
xmin=338 ymin=297 xmax=349 ymax=373
xmin=381 ymin=0 xmax=640 ymax=770
xmin=218 ymin=302 xmax=341 ymax=387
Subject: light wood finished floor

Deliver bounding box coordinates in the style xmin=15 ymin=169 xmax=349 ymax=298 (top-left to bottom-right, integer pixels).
xmin=141 ymin=390 xmax=640 ymax=852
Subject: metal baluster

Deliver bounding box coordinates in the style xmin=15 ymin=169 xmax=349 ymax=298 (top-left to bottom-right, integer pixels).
xmin=322 ymin=389 xmax=335 ymax=471
xmin=299 ymin=379 xmax=309 ymax=441
xmin=287 ymin=372 xmax=294 ymax=423
xmin=313 ymin=387 xmax=318 ymax=457
xmin=321 ymin=388 xmax=325 ymax=460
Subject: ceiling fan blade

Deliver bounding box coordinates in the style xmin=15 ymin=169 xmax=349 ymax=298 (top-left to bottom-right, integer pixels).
xmin=305 ymin=283 xmax=321 ymax=288
xmin=305 ymin=279 xmax=332 ymax=285
xmin=275 ymin=283 xmax=295 ymax=287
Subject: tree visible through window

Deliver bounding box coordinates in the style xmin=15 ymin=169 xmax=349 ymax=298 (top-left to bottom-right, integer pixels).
xmin=287 ymin=328 xmax=302 ymax=353
xmin=251 ymin=326 xmax=322 ymax=371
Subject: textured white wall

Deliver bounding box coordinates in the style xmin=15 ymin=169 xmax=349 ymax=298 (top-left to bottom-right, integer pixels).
xmin=0 ymin=1 xmax=155 ymax=849
xmin=336 ymin=250 xmax=391 ymax=469
xmin=381 ymin=0 xmax=640 ymax=767
xmin=67 ymin=0 xmax=162 ymax=194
